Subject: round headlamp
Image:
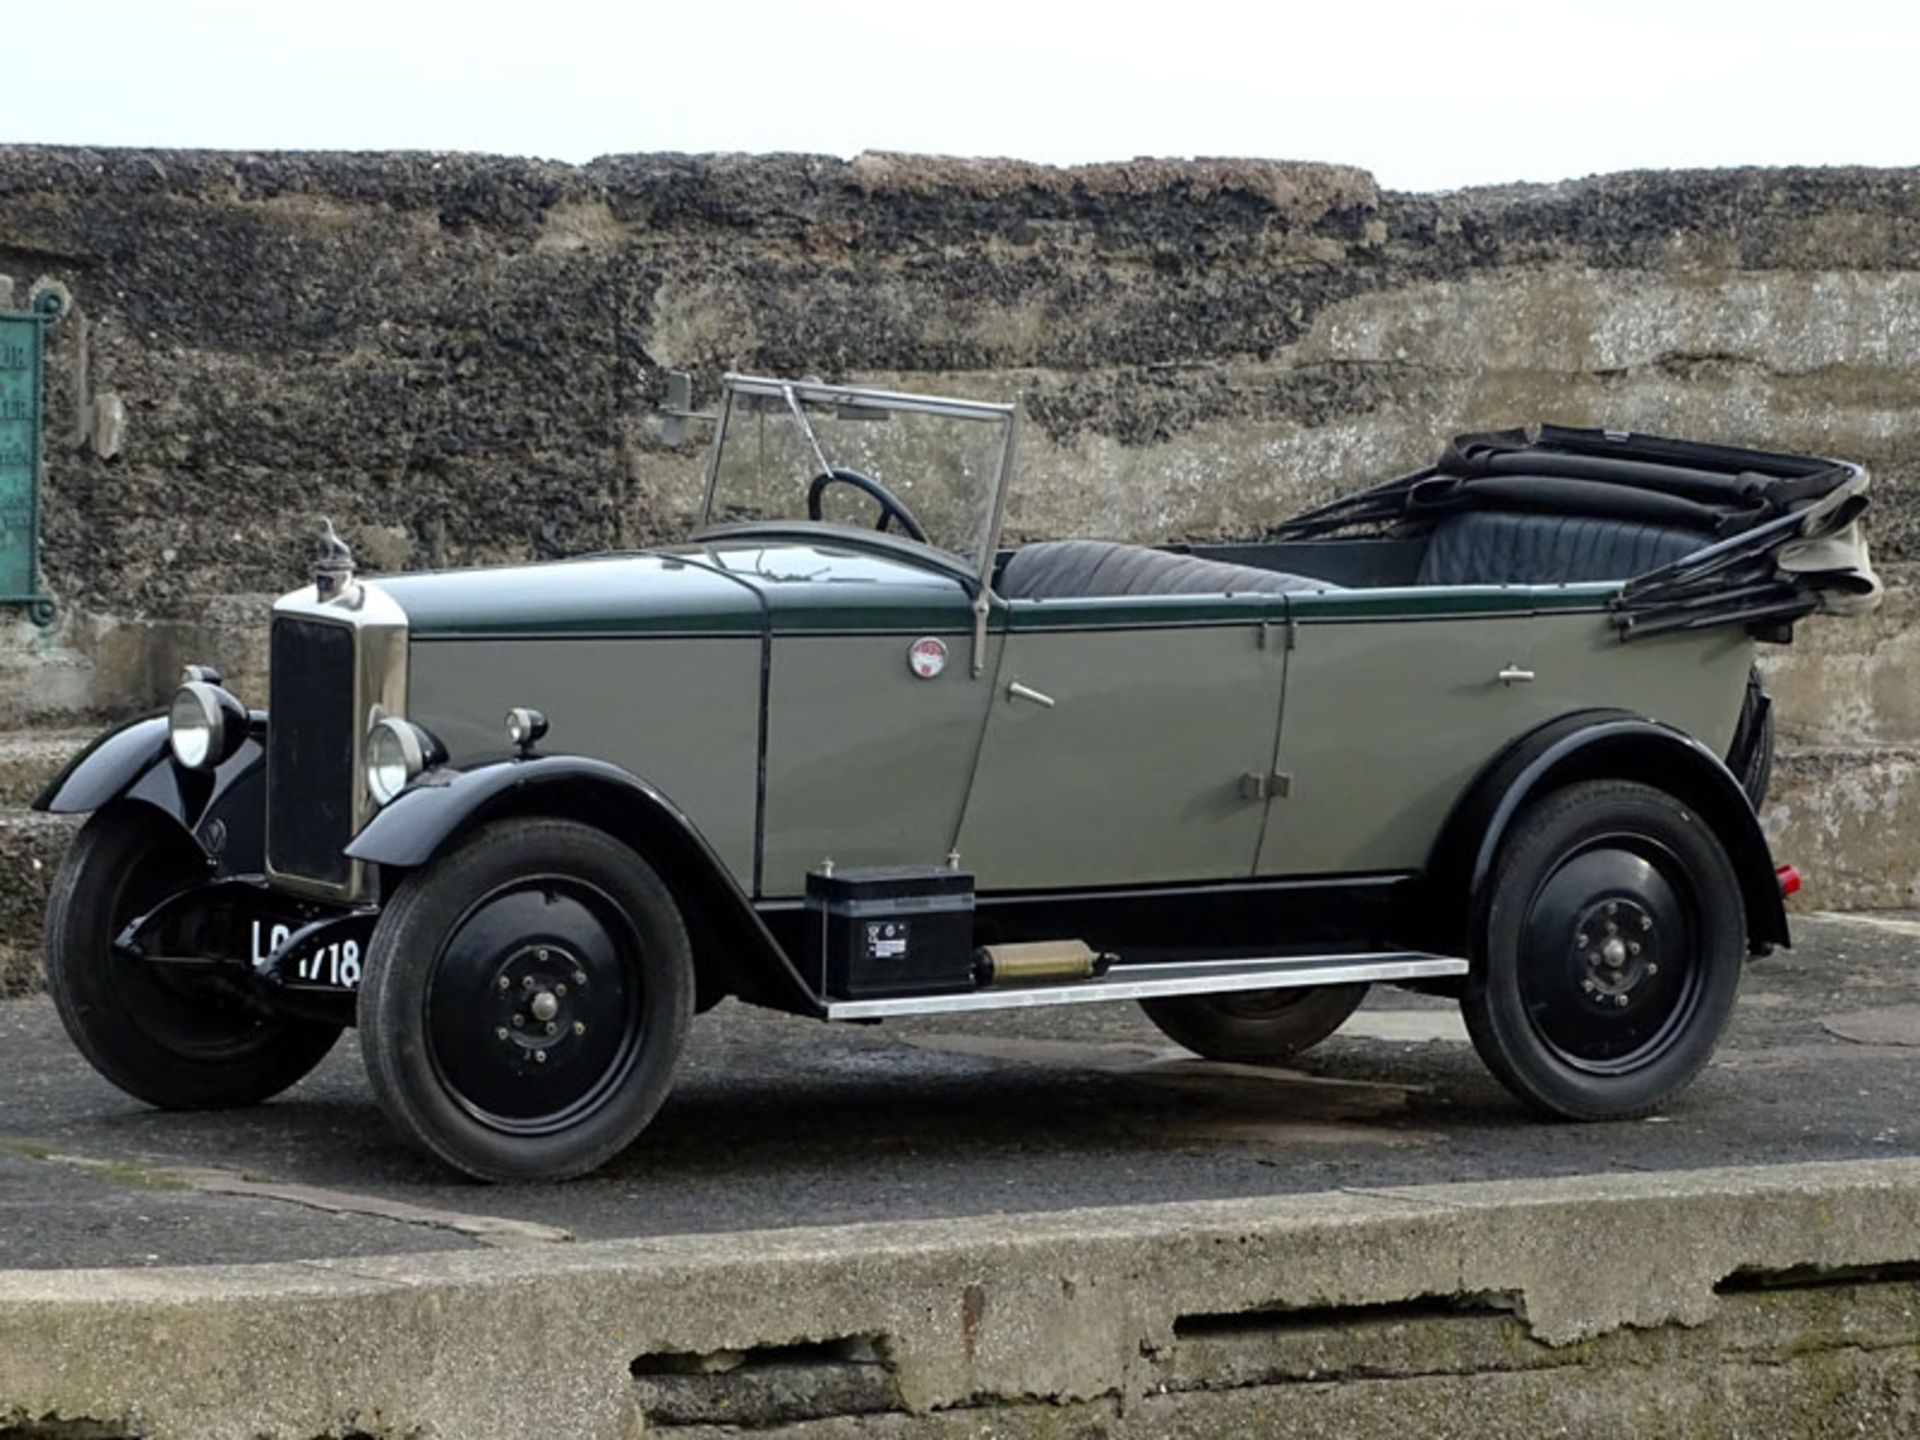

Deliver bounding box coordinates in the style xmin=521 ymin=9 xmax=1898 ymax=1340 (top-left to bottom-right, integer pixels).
xmin=168 ymin=681 xmax=246 ymax=771
xmin=366 ymin=717 xmax=433 ymax=806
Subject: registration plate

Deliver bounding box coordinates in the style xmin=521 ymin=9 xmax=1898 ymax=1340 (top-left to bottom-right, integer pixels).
xmin=251 ymin=914 xmax=376 ymax=991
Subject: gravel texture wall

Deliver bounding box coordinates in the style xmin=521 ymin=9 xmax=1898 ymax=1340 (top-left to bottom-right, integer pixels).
xmin=2 ymin=148 xmax=1916 ymax=668
xmin=0 ymin=148 xmax=1915 ymax=930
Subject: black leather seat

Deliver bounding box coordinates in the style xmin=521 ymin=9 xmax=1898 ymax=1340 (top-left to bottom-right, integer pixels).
xmin=999 ymin=540 xmax=1337 ymax=600
xmin=1415 ymin=511 xmax=1707 ymax=587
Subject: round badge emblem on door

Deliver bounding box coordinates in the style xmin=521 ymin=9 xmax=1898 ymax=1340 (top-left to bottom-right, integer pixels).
xmin=908 ymin=637 xmax=948 ymax=679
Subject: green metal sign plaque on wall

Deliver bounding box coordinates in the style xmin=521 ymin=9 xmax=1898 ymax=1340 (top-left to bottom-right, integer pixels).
xmin=0 ymin=288 xmax=58 ymax=626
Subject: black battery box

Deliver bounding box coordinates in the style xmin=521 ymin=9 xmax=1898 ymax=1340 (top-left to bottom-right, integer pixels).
xmin=805 ymin=865 xmax=977 ymax=1000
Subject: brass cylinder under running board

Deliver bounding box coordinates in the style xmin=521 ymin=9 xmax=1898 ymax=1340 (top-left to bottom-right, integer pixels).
xmin=974 ymin=940 xmax=1112 ymax=987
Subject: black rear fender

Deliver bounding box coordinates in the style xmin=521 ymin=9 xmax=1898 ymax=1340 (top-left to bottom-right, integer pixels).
xmin=345 ymin=757 xmax=821 ymax=1017
xmin=1423 ymin=710 xmax=1788 ymax=959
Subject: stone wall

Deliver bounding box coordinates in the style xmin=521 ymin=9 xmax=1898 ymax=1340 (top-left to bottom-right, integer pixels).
xmin=2 ymin=148 xmax=1918 ymax=724
xmin=3 ymin=149 xmax=1920 ymax=913
xmin=1 ymin=145 xmax=1917 ymax=913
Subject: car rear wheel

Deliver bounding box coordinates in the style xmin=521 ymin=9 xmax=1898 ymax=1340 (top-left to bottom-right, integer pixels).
xmin=1139 ymin=984 xmax=1368 ymax=1064
xmin=46 ymin=804 xmax=341 ymax=1108
xmin=1462 ymin=779 xmax=1745 ymax=1120
xmin=358 ymin=818 xmax=693 ymax=1182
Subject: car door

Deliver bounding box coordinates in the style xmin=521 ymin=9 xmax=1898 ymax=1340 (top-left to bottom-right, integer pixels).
xmin=747 ymin=550 xmax=1004 ymax=899
xmin=1253 ymin=586 xmax=1750 ymax=879
xmin=954 ymin=593 xmax=1289 ymax=891
xmin=1255 ymin=592 xmax=1546 ymax=878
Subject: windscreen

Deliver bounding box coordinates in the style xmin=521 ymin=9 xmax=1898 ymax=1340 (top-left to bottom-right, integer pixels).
xmin=704 ymin=389 xmax=1011 ymax=568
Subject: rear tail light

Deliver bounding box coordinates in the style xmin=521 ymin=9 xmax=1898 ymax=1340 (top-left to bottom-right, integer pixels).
xmin=1776 ymin=864 xmax=1802 ymax=898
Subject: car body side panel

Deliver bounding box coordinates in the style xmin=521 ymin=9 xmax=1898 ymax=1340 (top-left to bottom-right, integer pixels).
xmin=388 ymin=541 xmax=1001 ymax=901
xmin=702 ymin=538 xmax=1001 ymax=897
xmin=1261 ymin=588 xmax=1753 ymax=876
xmin=956 ymin=598 xmax=1288 ymax=890
xmin=405 ymin=636 xmax=763 ymax=888
xmin=759 ymin=630 xmax=1002 ymax=896
xmin=1545 ymin=608 xmax=1752 ymax=751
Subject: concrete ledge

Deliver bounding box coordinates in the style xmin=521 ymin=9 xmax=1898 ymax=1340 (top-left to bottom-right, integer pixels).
xmin=0 ymin=811 xmax=77 ymax=998
xmin=1 ymin=600 xmax=272 ymax=731
xmin=5 ymin=1160 xmax=1920 ymax=1439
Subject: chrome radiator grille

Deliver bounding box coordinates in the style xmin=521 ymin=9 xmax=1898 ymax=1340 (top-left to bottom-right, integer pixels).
xmin=266 ymin=616 xmax=357 ymax=889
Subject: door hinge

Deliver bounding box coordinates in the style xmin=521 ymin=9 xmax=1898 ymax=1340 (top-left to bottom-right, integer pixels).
xmin=1238 ymin=770 xmax=1293 ymax=801
xmin=1257 ymin=618 xmax=1298 ymax=652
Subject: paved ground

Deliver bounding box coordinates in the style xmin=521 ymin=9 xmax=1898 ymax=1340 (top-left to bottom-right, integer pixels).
xmin=4 ymin=910 xmax=1919 ymax=1272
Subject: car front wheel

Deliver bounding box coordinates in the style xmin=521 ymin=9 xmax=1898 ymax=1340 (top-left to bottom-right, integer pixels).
xmin=357 ymin=818 xmax=694 ymax=1182
xmin=1462 ymin=779 xmax=1745 ymax=1120
xmin=46 ymin=804 xmax=341 ymax=1108
xmin=1139 ymin=984 xmax=1368 ymax=1064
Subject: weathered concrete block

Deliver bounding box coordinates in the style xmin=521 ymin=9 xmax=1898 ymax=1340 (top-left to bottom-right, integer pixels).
xmin=0 ymin=730 xmax=89 ymax=807
xmin=652 ymin=1341 xmax=1920 ymax=1438
xmin=0 ymin=599 xmax=273 ymax=729
xmin=7 ymin=1160 xmax=1920 ymax=1440
xmin=1760 ymin=564 xmax=1920 ymax=746
xmin=1764 ymin=745 xmax=1920 ymax=910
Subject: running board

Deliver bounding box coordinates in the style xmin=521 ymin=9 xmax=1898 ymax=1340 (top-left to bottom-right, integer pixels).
xmin=823 ymin=951 xmax=1467 ymax=1021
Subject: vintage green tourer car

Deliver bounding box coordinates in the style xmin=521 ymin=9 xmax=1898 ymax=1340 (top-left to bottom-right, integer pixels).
xmin=36 ymin=375 xmax=1879 ymax=1180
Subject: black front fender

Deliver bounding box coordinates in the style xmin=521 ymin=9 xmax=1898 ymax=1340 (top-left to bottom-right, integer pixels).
xmin=1424 ymin=710 xmax=1788 ymax=958
xmin=347 ymin=756 xmax=821 ymax=1017
xmin=344 ymin=756 xmax=656 ymax=867
xmin=35 ymin=715 xmax=172 ymax=814
xmin=35 ymin=713 xmax=267 ymax=875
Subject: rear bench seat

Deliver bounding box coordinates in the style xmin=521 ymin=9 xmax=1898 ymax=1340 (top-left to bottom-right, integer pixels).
xmin=1413 ymin=512 xmax=1707 ymax=587
xmin=998 ymin=540 xmax=1336 ymax=600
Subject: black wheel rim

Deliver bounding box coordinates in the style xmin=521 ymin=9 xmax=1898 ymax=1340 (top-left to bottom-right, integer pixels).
xmin=1516 ymin=833 xmax=1704 ymax=1075
xmin=425 ymin=876 xmax=645 ymax=1136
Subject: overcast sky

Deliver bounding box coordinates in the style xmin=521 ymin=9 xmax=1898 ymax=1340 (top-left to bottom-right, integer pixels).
xmin=14 ymin=0 xmax=1918 ymax=192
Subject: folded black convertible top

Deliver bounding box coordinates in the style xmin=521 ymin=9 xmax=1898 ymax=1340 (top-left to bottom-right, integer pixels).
xmin=1268 ymin=425 xmax=1879 ymax=639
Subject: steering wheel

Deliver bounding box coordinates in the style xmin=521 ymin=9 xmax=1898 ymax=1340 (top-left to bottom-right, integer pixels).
xmin=806 ymin=468 xmax=930 ymax=544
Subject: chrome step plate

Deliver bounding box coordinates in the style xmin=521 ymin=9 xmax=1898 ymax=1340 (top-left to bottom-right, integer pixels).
xmin=824 ymin=952 xmax=1467 ymax=1021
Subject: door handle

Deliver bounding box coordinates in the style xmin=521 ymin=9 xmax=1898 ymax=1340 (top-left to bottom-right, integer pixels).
xmin=1007 ymin=680 xmax=1056 ymax=708
xmin=1497 ymin=666 xmax=1536 ymax=686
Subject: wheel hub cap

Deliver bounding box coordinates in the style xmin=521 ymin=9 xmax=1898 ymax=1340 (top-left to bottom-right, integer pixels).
xmin=1517 ymin=843 xmax=1700 ymax=1074
xmin=425 ymin=882 xmax=644 ymax=1134
xmin=1571 ymin=896 xmax=1661 ymax=1009
xmin=488 ymin=946 xmax=588 ymax=1055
